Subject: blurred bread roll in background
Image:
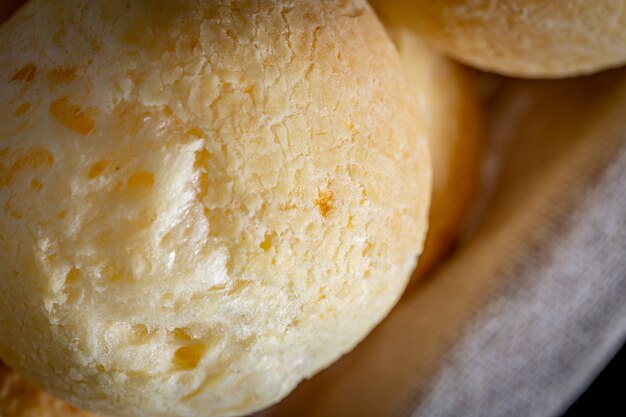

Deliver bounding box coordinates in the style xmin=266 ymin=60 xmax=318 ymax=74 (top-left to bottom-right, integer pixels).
xmin=388 ymin=27 xmax=482 ymax=283
xmin=0 ymin=360 xmax=96 ymax=417
xmin=370 ymin=0 xmax=626 ymax=78
xmin=0 ymin=1 xmax=430 ymax=417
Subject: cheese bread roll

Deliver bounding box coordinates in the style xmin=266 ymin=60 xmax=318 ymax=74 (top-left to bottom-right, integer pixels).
xmin=0 ymin=1 xmax=430 ymax=417
xmin=371 ymin=0 xmax=626 ymax=78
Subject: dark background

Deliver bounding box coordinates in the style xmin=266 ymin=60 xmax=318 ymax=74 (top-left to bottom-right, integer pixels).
xmin=560 ymin=340 xmax=625 ymax=416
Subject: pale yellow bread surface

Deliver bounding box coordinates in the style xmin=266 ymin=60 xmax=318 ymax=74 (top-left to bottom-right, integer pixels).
xmin=0 ymin=6 xmax=96 ymax=417
xmin=389 ymin=27 xmax=482 ymax=284
xmin=0 ymin=1 xmax=430 ymax=417
xmin=370 ymin=0 xmax=626 ymax=78
xmin=257 ymin=27 xmax=483 ymax=416
xmin=0 ymin=6 xmax=95 ymax=417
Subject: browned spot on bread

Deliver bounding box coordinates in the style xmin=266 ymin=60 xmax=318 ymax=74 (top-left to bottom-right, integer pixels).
xmin=87 ymin=161 xmax=108 ymax=179
xmin=11 ymin=64 xmax=37 ymax=81
xmin=49 ymin=98 xmax=96 ymax=135
xmin=14 ymin=102 xmax=30 ymax=116
xmin=48 ymin=66 xmax=77 ymax=83
xmin=315 ymin=188 xmax=334 ymax=218
xmin=173 ymin=344 xmax=207 ymax=370
xmin=127 ymin=171 xmax=155 ymax=188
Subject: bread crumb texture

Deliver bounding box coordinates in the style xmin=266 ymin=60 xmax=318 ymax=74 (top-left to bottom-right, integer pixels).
xmin=371 ymin=0 xmax=626 ymax=78
xmin=0 ymin=1 xmax=430 ymax=417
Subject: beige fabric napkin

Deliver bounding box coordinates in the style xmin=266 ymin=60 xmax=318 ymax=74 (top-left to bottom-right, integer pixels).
xmin=256 ymin=67 xmax=626 ymax=417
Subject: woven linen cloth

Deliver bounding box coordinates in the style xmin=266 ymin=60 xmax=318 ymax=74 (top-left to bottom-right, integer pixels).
xmin=256 ymin=67 xmax=626 ymax=417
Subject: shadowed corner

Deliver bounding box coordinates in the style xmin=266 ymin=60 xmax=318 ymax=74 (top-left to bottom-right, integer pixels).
xmin=0 ymin=0 xmax=27 ymax=25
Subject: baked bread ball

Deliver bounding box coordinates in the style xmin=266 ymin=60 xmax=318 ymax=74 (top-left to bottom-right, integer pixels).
xmin=389 ymin=27 xmax=482 ymax=283
xmin=370 ymin=0 xmax=626 ymax=78
xmin=0 ymin=1 xmax=430 ymax=417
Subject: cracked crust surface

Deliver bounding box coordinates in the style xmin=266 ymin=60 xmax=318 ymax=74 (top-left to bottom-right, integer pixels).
xmin=0 ymin=1 xmax=430 ymax=417
xmin=371 ymin=0 xmax=626 ymax=78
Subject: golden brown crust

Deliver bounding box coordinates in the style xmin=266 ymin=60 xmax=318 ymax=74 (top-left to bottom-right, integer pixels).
xmin=371 ymin=0 xmax=626 ymax=78
xmin=0 ymin=1 xmax=430 ymax=416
